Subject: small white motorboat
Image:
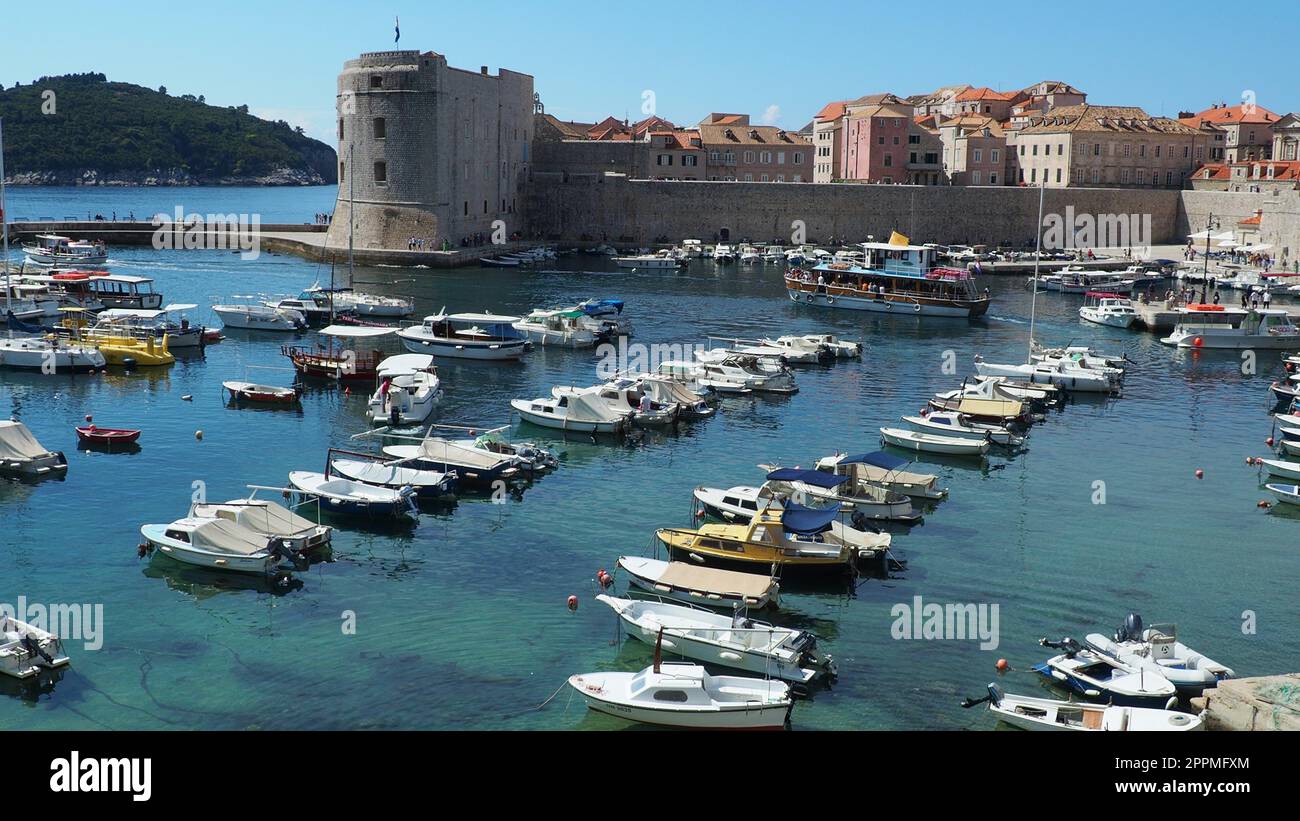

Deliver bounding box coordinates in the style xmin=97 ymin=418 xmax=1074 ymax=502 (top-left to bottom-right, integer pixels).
xmin=1162 ymin=308 xmax=1300 ymax=349
xmin=139 ymin=517 xmax=300 ymax=575
xmin=1 ymin=615 xmax=72 ymax=679
xmin=0 ymin=420 xmax=68 ymax=477
xmin=974 ymin=357 xmax=1116 ymax=393
xmin=568 ymin=660 xmax=793 ymax=729
xmin=511 ymin=387 xmax=632 ymax=434
xmin=879 ymin=426 xmax=989 ymax=457
xmin=396 ymin=311 xmax=529 ymax=360
xmin=759 ymin=466 xmax=920 ymax=522
xmin=367 ymin=354 xmax=442 ymax=426
xmin=965 ymin=684 xmax=1202 ymax=732
xmin=1078 ymin=291 xmax=1138 ymax=329
xmin=512 ymin=308 xmax=602 ymax=348
xmin=1089 ymin=614 xmax=1234 ymax=696
xmin=635 ymin=374 xmax=714 ymax=419
xmin=902 ymin=412 xmax=1023 ymax=446
xmin=287 ymin=471 xmax=419 ymax=518
xmin=190 ymin=497 xmax=332 ymax=555
xmin=612 ymin=253 xmax=686 ymax=269
xmin=693 ymin=351 xmax=797 ymax=394
xmin=1035 ymin=637 xmax=1178 ymax=708
xmin=655 ymin=359 xmax=752 ymax=394
xmin=597 ymin=595 xmax=833 ymax=683
xmin=710 ymin=336 xmax=827 ymax=364
xmin=1257 ymin=457 xmax=1300 ymax=480
xmin=303 ymin=285 xmax=413 ymax=318
xmin=552 ymin=381 xmax=679 ymax=427
xmin=212 ymin=303 xmax=306 ymax=331
xmin=784 ymin=333 xmax=862 ymax=358
xmin=617 ymin=556 xmax=779 ymax=610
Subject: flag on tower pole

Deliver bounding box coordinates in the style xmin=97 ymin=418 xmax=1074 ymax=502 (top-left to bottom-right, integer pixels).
xmin=394 ymin=16 xmax=400 ymax=44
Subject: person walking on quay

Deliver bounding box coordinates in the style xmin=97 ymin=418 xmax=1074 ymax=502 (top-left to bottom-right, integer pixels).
xmin=1213 ymin=289 xmax=1221 ymax=305
xmin=1264 ymin=288 xmax=1272 ymax=309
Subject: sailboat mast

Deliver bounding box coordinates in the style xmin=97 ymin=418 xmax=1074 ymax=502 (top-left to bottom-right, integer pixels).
xmin=1027 ymin=181 xmax=1045 ymax=362
xmin=1 ymin=118 xmax=11 ymax=319
xmin=347 ymin=142 xmax=354 ymax=288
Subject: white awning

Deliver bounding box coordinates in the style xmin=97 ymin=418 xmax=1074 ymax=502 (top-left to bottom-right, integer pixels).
xmin=319 ymin=325 xmax=398 ymax=338
xmin=377 ymin=354 xmax=434 ymax=376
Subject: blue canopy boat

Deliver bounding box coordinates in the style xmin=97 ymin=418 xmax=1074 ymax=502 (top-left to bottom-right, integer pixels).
xmin=814 ymin=450 xmax=949 ymax=501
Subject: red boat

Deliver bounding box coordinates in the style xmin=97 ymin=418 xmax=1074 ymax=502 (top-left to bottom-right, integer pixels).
xmin=75 ymin=425 xmax=142 ymax=447
xmin=223 ymin=381 xmax=301 ymax=404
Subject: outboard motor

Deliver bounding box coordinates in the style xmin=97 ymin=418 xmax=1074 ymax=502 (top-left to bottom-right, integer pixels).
xmin=1039 ymin=636 xmax=1084 ymax=658
xmin=19 ymin=636 xmax=55 ymax=667
xmin=1114 ymin=613 xmax=1144 ymax=643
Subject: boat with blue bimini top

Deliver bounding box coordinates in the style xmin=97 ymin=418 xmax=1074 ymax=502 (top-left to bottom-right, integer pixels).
xmin=784 ymin=236 xmax=991 ymax=318
xmin=1033 ymin=636 xmax=1178 ymax=709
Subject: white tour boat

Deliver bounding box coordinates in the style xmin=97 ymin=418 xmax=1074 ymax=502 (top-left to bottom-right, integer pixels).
xmin=1078 ymin=291 xmax=1138 ymax=329
xmin=1162 ymin=308 xmax=1300 ymax=349
xmin=396 ymin=312 xmax=529 ymax=360
xmin=212 ymin=303 xmax=307 ymax=332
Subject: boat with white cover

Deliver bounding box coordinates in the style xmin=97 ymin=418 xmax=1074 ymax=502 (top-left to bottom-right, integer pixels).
xmin=287 ymin=471 xmax=418 ymax=519
xmin=212 ymin=303 xmax=306 ymax=332
xmin=0 ymin=420 xmax=68 ymax=477
xmin=139 ymin=516 xmax=301 ymax=575
xmin=512 ymin=308 xmax=602 ymax=347
xmin=761 ymin=466 xmax=919 ymax=522
xmin=1034 ymin=637 xmax=1178 ymax=708
xmin=510 ymin=387 xmax=631 ymax=434
xmin=1265 ymin=482 xmax=1300 ymax=506
xmin=693 ymin=350 xmax=797 ymax=393
xmin=879 ymin=427 xmax=990 ymax=457
xmin=568 ymin=661 xmax=793 ymax=729
xmin=95 ymin=304 xmax=204 ymax=348
xmin=552 ymin=380 xmax=679 ymax=427
xmin=380 ymin=434 xmax=523 ymax=488
xmin=1 ymin=615 xmax=71 ymax=679
xmin=814 ymin=451 xmax=948 ymax=500
xmin=973 ymin=356 xmax=1116 ymax=393
xmin=396 ymin=311 xmax=529 ymax=360
xmin=574 ymin=298 xmax=632 ymax=336
xmin=0 ymin=333 xmax=105 ymax=372
xmin=191 ymin=497 xmax=332 ymax=555
xmin=612 ymin=252 xmax=686 ymax=269
xmin=303 ymin=285 xmax=413 ymax=317
xmin=708 ymin=336 xmax=828 ymax=365
xmin=1088 ymin=614 xmax=1233 ymax=696
xmin=655 ymin=359 xmax=751 ymax=394
xmin=966 ymin=683 xmax=1202 ymax=732
xmin=597 ymin=594 xmax=834 ymax=683
xmin=634 ymin=374 xmax=714 ymax=419
xmin=328 ymin=454 xmax=456 ymax=499
xmin=367 ymin=354 xmax=441 ymax=426
xmin=774 ymin=333 xmax=861 ymax=359
xmin=617 ymin=556 xmax=779 ymax=610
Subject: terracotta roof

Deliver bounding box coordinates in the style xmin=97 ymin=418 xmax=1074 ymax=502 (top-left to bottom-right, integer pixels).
xmin=815 ymin=100 xmax=853 ymax=122
xmin=1193 ymin=160 xmax=1300 ymax=182
xmin=1019 ymin=104 xmax=1197 ymax=135
xmin=955 ymin=87 xmax=1016 ymax=102
xmin=697 ymin=123 xmax=811 ymax=147
xmin=1179 ymin=104 xmax=1280 ymax=127
xmin=537 ymin=114 xmax=595 ymax=139
xmin=648 ymin=129 xmax=702 ymax=150
xmin=1193 ymin=162 xmax=1231 ymax=180
xmin=940 ymin=114 xmax=1005 ymax=136
xmin=1023 ymin=80 xmax=1084 ymax=96
xmin=1239 ymin=213 xmax=1262 ymax=225
xmin=846 ymin=102 xmax=915 ymax=121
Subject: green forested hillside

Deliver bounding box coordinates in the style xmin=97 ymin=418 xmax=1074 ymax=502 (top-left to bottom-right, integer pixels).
xmin=0 ymin=73 xmax=336 ymax=184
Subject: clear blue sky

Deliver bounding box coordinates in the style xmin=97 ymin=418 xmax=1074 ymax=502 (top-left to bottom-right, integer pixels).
xmin=2 ymin=0 xmax=1296 ymax=144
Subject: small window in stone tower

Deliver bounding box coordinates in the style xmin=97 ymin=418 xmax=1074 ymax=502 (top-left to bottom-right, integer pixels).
xmin=339 ymin=161 xmax=345 ymax=182
xmin=370 ymin=74 xmax=383 ymax=89
xmin=374 ymin=161 xmax=387 ymax=185
xmin=338 ymin=119 xmax=344 ymax=140
xmin=373 ymin=117 xmax=386 ymax=139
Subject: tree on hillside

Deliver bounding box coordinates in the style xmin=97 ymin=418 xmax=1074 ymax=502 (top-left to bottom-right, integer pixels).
xmin=159 ymin=85 xmax=167 ymax=94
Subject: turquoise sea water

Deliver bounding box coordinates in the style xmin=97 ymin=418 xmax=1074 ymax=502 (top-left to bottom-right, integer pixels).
xmin=1 ymin=196 xmax=1297 ymax=730
xmin=4 ymin=185 xmax=338 ymax=224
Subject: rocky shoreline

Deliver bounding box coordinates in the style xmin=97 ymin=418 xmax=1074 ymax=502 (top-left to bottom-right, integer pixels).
xmin=4 ymin=166 xmax=329 ymax=186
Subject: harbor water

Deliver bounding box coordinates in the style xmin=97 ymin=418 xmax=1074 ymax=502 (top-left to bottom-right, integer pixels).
xmin=1 ymin=188 xmax=1297 ymax=730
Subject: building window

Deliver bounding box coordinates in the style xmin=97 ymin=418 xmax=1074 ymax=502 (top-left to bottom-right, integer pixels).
xmin=744 ymin=151 xmax=755 ymax=163
xmin=338 ymin=119 xmax=344 ymax=140
xmin=744 ymin=173 xmax=753 ymax=182
xmin=989 ymin=173 xmax=997 ymax=184
xmin=794 ymin=152 xmax=803 ymax=164
xmin=1120 ymin=168 xmax=1130 ymax=183
xmin=1183 ymin=146 xmax=1190 ymax=158
xmin=1019 ymin=145 xmax=1025 ymax=156
xmin=1137 ymin=169 xmax=1145 ymax=184
xmin=1123 ymin=143 xmax=1130 ymax=158
xmin=1056 ymin=168 xmax=1062 ymax=183
xmin=484 ymin=200 xmax=488 ymax=214
xmin=370 ymin=74 xmax=383 ymax=89
xmin=1139 ymin=144 xmax=1146 ymax=158
xmin=1030 ymin=168 xmax=1036 ymax=182
xmin=909 ymin=134 xmax=920 ymax=144
xmin=1092 ymin=169 xmax=1100 ymax=183
xmin=910 ymin=152 xmax=918 ymax=163
xmin=793 ymin=174 xmax=802 ymax=182
xmin=1032 ymin=144 xmax=1038 ymax=156
xmin=761 ymin=151 xmax=772 ymax=164
xmin=1155 ymin=145 xmax=1161 ymax=158
xmin=1093 ymin=144 xmax=1101 ymax=156
xmin=463 ymin=201 xmax=468 ymax=216
xmin=884 ymin=154 xmax=893 ymax=167
xmin=1167 ymin=171 xmax=1174 ymax=185
xmin=339 ymin=161 xmax=344 ymax=181
xmin=761 ymin=174 xmax=769 ymax=182
xmin=973 ymin=149 xmax=982 ymax=163
xmin=877 ymin=136 xmax=885 ymax=145
xmin=373 ymin=117 xmax=386 ymax=139
xmin=709 ymin=150 xmax=720 ymax=163
xmin=991 ymin=149 xmax=1000 ymax=163
xmin=373 ymin=161 xmax=387 ymax=184
xmin=972 ymin=170 xmax=981 ymax=184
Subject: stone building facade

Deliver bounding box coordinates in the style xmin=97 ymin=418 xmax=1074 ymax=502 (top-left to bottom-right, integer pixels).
xmin=324 ymin=50 xmax=535 ymax=253
xmin=697 ymin=114 xmax=812 ymax=182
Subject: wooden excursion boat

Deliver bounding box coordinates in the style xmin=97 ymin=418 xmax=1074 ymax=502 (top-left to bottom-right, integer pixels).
xmin=282 ymin=325 xmax=395 ymax=382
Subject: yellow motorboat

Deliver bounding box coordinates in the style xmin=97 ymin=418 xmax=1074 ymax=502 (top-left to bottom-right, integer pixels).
xmin=91 ymin=331 xmax=174 ymax=367
xmin=656 ymin=502 xmax=891 ymax=576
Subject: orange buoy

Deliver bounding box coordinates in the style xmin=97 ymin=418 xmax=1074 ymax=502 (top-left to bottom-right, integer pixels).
xmin=1246 ymin=456 xmax=1255 ymax=465
xmin=1259 ymin=500 xmax=1272 ymax=508
xmin=1195 ymin=469 xmax=1204 ymax=479
xmin=84 ymin=414 xmax=92 ymax=422
xmin=566 ymin=595 xmax=578 ymax=611
xmin=996 ymin=658 xmax=1009 ymax=672
xmin=1267 ymin=437 xmax=1276 ymax=447
xmin=1193 ymin=337 xmax=1203 ymax=347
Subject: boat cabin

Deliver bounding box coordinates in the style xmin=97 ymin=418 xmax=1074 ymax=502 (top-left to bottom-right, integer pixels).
xmin=85 ymin=275 xmax=163 ymax=310
xmin=795 ymin=241 xmax=983 ymax=301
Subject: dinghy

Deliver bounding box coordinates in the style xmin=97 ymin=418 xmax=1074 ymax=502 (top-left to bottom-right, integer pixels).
xmin=1088 ymin=614 xmax=1234 ymax=696
xmin=1034 ymin=637 xmax=1178 ymax=708
xmin=140 ymin=516 xmax=302 ymax=575
xmin=964 ymin=684 xmax=1202 ymax=732
xmin=0 ymin=420 xmax=68 ymax=477
xmin=191 ymin=497 xmax=332 ymax=555
xmin=223 ymin=381 xmax=301 ymax=405
xmin=75 ymin=425 xmax=141 ymax=448
xmin=617 ymin=556 xmax=779 ymax=610
xmin=597 ymin=594 xmax=834 ymax=683
xmin=880 ymin=427 xmax=990 ymax=457
xmin=568 ymin=661 xmax=792 ymax=729
xmin=287 ymin=471 xmax=419 ymax=519
xmin=1 ymin=615 xmax=72 ymax=679
xmin=1265 ymin=482 xmax=1300 ymax=506
xmin=815 ymin=451 xmax=948 ymax=500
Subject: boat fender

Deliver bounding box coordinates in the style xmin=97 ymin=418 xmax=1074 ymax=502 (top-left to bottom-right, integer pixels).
xmin=719 ymin=651 xmax=742 ymax=662
xmin=566 ymin=595 xmax=578 ymax=611
xmin=826 ymin=295 xmax=835 ymax=305
xmin=1165 ymin=696 xmax=1179 ymax=711
xmin=914 ymin=302 xmax=921 ymax=313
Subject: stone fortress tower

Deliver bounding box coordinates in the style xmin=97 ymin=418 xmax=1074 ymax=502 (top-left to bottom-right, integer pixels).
xmin=323 ymin=50 xmax=535 ymax=255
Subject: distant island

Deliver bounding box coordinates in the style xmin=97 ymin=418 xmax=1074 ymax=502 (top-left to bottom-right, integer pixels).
xmin=0 ymin=73 xmax=337 ymax=186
